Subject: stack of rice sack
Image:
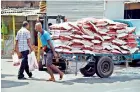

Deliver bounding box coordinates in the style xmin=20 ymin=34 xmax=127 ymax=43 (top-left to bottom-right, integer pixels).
xmin=49 ymin=17 xmax=137 ymax=54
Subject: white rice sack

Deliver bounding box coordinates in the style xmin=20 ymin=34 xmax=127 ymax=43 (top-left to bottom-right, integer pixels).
xmin=60 ymin=31 xmax=73 ymax=36
xmin=50 ymin=22 xmax=72 ymax=30
xmin=59 ymin=35 xmax=72 ymax=40
xmin=82 ymin=45 xmax=93 ymax=51
xmin=53 ymin=40 xmax=71 ymax=46
xmin=88 ymin=21 xmax=98 ymax=32
xmin=82 ymin=40 xmax=93 ymax=46
xmin=120 ymin=50 xmax=129 ymax=54
xmin=55 ymin=48 xmax=71 ymax=53
xmin=60 ymin=22 xmax=72 ymax=30
xmin=68 ymin=22 xmax=80 ymax=31
xmin=83 ymin=50 xmax=95 ymax=55
xmin=71 ymin=29 xmax=84 ymax=35
xmin=92 ymin=40 xmax=101 ymax=44
xmin=102 ymin=19 xmax=116 ymax=24
xmin=103 ymin=45 xmax=112 ymax=50
xmin=94 ymin=45 xmax=103 ymax=50
xmin=120 ymin=45 xmax=129 ymax=50
xmin=102 ymin=36 xmax=112 ymax=40
xmin=53 ymin=40 xmax=63 ymax=45
xmin=116 ymin=29 xmax=126 ymax=34
xmin=111 ymin=44 xmax=121 ymax=51
xmin=71 ymin=49 xmax=84 ymax=54
xmin=72 ymin=39 xmax=84 ymax=44
xmin=126 ymin=27 xmax=136 ymax=34
xmin=100 ymin=28 xmax=109 ymax=33
xmin=94 ymin=33 xmax=104 ymax=41
xmin=102 ymin=42 xmax=112 ymax=46
xmin=98 ymin=30 xmax=107 ymax=35
xmin=95 ymin=19 xmax=108 ymax=27
xmin=129 ymin=47 xmax=139 ymax=54
xmin=112 ymin=50 xmax=121 ymax=54
xmin=55 ymin=45 xmax=72 ymax=50
xmin=117 ymin=33 xmax=128 ymax=38
xmin=82 ymin=35 xmax=94 ymax=40
xmin=82 ymin=26 xmax=95 ymax=36
xmin=71 ymin=34 xmax=83 ymax=39
xmin=112 ymin=39 xmax=127 ymax=45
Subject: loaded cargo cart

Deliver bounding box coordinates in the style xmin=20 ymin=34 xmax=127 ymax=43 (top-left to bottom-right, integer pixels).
xmin=37 ymin=17 xmax=139 ymax=78
xmin=59 ymin=53 xmax=133 ymax=78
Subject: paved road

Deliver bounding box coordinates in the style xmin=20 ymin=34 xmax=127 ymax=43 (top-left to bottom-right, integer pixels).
xmin=1 ymin=59 xmax=140 ymax=92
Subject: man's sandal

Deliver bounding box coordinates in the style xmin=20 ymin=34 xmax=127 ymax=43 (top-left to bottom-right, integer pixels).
xmin=47 ymin=78 xmax=55 ymax=82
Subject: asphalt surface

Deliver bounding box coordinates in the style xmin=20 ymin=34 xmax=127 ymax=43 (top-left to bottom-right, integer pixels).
xmin=1 ymin=59 xmax=140 ymax=92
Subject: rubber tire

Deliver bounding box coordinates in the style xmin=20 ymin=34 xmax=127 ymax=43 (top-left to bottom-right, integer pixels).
xmin=96 ymin=56 xmax=114 ymax=78
xmin=132 ymin=60 xmax=140 ymax=65
xmin=80 ymin=62 xmax=96 ymax=77
xmin=59 ymin=62 xmax=66 ymax=70
xmin=53 ymin=58 xmax=67 ymax=71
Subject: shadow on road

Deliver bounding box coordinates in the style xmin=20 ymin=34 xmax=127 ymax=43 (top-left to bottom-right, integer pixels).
xmin=28 ymin=78 xmax=47 ymax=81
xmin=56 ymin=75 xmax=140 ymax=85
xmin=1 ymin=80 xmax=29 ymax=88
xmin=1 ymin=74 xmax=15 ymax=78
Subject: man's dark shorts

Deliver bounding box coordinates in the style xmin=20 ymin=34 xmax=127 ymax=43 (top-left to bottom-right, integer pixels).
xmin=46 ymin=50 xmax=53 ymax=67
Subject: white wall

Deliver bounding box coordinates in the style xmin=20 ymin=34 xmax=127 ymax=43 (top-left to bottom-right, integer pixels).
xmin=47 ymin=1 xmax=104 ymax=21
xmin=104 ymin=1 xmax=124 ymax=19
xmin=47 ymin=0 xmax=125 ymax=21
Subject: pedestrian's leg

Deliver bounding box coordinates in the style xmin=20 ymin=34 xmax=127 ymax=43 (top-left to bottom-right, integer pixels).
xmin=25 ymin=64 xmax=32 ymax=78
xmin=50 ymin=64 xmax=64 ymax=80
xmin=18 ymin=60 xmax=25 ymax=78
xmin=24 ymin=50 xmax=32 ymax=78
xmin=46 ymin=52 xmax=55 ymax=82
xmin=18 ymin=51 xmax=26 ymax=79
xmin=25 ymin=62 xmax=32 ymax=75
xmin=46 ymin=66 xmax=55 ymax=82
xmin=47 ymin=52 xmax=63 ymax=80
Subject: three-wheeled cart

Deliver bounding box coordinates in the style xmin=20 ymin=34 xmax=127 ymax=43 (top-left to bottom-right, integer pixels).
xmin=58 ymin=53 xmax=132 ymax=78
xmin=39 ymin=49 xmax=133 ymax=78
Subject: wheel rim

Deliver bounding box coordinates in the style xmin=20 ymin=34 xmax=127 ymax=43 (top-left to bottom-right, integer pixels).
xmin=101 ymin=61 xmax=110 ymax=73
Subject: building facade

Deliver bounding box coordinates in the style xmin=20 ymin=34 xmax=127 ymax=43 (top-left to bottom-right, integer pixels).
xmin=1 ymin=1 xmax=39 ymax=8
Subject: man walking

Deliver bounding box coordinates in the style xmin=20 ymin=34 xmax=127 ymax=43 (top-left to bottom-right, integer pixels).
xmin=15 ymin=21 xmax=33 ymax=79
xmin=35 ymin=22 xmax=64 ymax=82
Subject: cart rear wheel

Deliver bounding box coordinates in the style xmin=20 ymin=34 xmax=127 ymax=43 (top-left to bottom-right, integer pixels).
xmin=96 ymin=56 xmax=114 ymax=78
xmin=80 ymin=62 xmax=96 ymax=77
xmin=53 ymin=58 xmax=68 ymax=72
xmin=58 ymin=61 xmax=67 ymax=70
